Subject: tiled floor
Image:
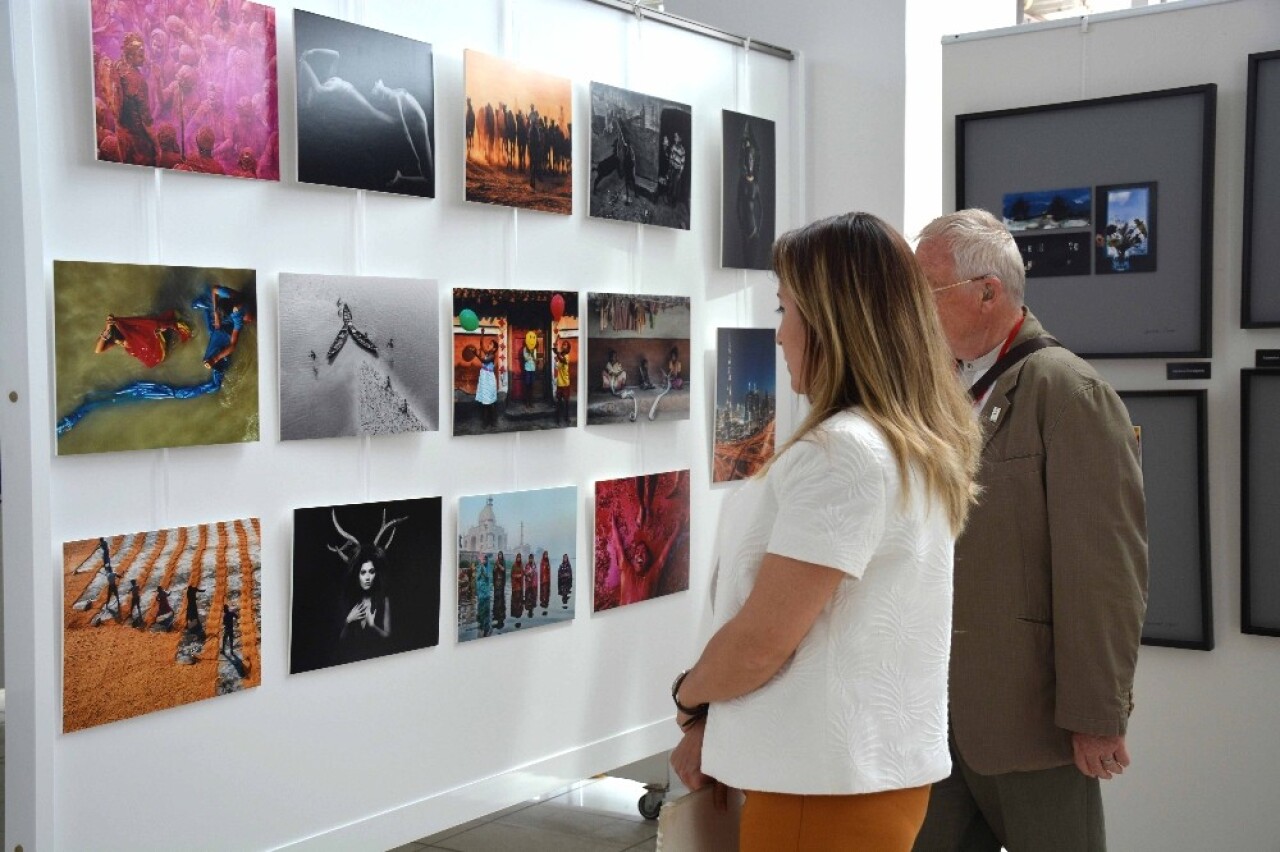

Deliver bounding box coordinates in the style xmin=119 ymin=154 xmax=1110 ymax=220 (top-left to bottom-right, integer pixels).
xmin=389 ymin=776 xmax=662 ymax=852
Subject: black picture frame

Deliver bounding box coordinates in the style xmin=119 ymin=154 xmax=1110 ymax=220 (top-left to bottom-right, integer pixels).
xmin=1241 ymin=370 xmax=1280 ymax=636
xmin=957 ymin=85 xmax=1216 ymax=358
xmin=1242 ymin=51 xmax=1280 ymax=327
xmin=1119 ymin=390 xmax=1213 ymax=650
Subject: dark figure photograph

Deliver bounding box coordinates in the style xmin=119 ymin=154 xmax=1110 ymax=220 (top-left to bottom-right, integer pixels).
xmin=721 ymin=110 xmax=776 ymax=270
xmin=585 ymin=293 xmax=691 ymax=425
xmin=91 ymin=0 xmax=280 ymax=180
xmin=589 ymin=82 xmax=691 ymax=230
xmin=279 ymin=272 xmax=439 ymax=440
xmin=294 ymin=10 xmax=434 ymax=197
xmin=593 ymin=470 xmax=691 ymax=612
xmin=62 ymin=519 xmax=263 ymax=733
xmin=456 ymin=487 xmax=577 ymax=643
xmin=53 ymin=260 xmax=259 ymax=456
xmin=290 ymin=498 xmax=441 ymax=675
xmin=464 ymin=50 xmax=572 ymax=214
xmin=452 ymin=288 xmax=579 ymax=435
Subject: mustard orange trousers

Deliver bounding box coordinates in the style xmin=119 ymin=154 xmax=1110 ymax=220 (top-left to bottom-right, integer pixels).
xmin=739 ymin=784 xmax=932 ymax=852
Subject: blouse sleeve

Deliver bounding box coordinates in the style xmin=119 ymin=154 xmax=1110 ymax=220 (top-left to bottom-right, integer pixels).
xmin=765 ymin=430 xmax=890 ymax=579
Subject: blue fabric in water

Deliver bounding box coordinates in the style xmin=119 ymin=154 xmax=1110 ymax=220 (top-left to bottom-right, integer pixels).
xmin=56 ymin=370 xmax=224 ymax=436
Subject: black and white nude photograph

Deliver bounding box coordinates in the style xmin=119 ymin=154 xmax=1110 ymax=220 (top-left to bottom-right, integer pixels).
xmin=290 ymin=497 xmax=442 ymax=675
xmin=279 ymin=273 xmax=438 ymax=441
xmin=721 ymin=110 xmax=776 ymax=270
xmin=294 ymin=10 xmax=435 ymax=197
xmin=589 ymin=82 xmax=691 ymax=230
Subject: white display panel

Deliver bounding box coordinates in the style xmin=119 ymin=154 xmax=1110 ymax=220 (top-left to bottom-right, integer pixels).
xmin=1 ymin=0 xmax=797 ymax=848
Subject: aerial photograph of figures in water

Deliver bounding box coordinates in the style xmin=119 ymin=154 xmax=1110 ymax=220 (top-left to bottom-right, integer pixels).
xmin=585 ymin=293 xmax=690 ymax=426
xmin=279 ymin=273 xmax=438 ymax=441
xmin=91 ymin=0 xmax=280 ymax=179
xmin=721 ymin=110 xmax=776 ymax=270
xmin=53 ymin=260 xmax=259 ymax=456
xmin=464 ymin=50 xmax=571 ymax=214
xmin=294 ymin=10 xmax=434 ymax=197
xmin=589 ymin=82 xmax=691 ymax=230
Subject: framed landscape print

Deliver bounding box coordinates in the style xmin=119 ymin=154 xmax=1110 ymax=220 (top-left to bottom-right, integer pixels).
xmin=957 ymin=84 xmax=1215 ymax=357
xmin=1243 ymin=50 xmax=1280 ymax=326
xmin=1241 ymin=370 xmax=1280 ymax=636
xmin=1118 ymin=390 xmax=1212 ymax=650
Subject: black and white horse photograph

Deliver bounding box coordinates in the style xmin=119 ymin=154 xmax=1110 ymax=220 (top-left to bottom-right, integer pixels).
xmin=589 ymin=82 xmax=691 ymax=230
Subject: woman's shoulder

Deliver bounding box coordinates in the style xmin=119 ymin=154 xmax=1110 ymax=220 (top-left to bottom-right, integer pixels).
xmin=774 ymin=410 xmax=891 ymax=480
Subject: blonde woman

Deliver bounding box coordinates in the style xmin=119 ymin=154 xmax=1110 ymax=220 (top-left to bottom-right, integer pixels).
xmin=670 ymin=212 xmax=982 ymax=851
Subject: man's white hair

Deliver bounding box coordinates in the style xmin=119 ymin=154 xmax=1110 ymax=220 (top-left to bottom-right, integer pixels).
xmin=917 ymin=208 xmax=1026 ymax=306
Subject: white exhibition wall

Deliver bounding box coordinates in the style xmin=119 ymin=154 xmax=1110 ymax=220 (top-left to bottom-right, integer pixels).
xmin=0 ymin=0 xmax=798 ymax=848
xmin=944 ymin=1 xmax=1280 ymax=849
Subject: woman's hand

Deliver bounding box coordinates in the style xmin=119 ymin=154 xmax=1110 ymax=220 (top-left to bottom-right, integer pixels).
xmin=670 ymin=716 xmax=715 ymax=792
xmin=345 ymin=600 xmax=368 ymax=625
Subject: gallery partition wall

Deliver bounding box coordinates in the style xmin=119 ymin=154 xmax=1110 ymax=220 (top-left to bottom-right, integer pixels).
xmin=0 ymin=0 xmax=800 ymax=848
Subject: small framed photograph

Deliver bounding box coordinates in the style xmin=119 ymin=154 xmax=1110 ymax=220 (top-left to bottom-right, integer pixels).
xmin=1095 ymin=182 xmax=1157 ymax=275
xmin=1241 ymin=370 xmax=1280 ymax=637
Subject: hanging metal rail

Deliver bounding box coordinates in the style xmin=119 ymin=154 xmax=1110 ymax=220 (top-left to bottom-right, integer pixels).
xmin=579 ymin=0 xmax=796 ymax=60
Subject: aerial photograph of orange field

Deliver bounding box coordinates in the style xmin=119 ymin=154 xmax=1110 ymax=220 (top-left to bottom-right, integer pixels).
xmin=62 ymin=518 xmax=261 ymax=733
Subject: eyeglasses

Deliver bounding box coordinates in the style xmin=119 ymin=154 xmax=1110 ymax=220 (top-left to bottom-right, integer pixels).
xmin=931 ymin=274 xmax=991 ymax=295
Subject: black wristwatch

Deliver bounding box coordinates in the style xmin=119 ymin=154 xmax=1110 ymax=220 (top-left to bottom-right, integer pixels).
xmin=671 ymin=669 xmax=709 ymax=716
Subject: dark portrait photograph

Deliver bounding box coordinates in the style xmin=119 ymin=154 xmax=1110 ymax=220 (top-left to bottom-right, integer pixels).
xmin=279 ymin=273 xmax=439 ymax=441
xmin=290 ymin=498 xmax=442 ymax=675
xmin=91 ymin=0 xmax=280 ymax=179
xmin=589 ymin=82 xmax=691 ymax=230
xmin=721 ymin=110 xmax=776 ymax=270
xmin=464 ymin=50 xmax=572 ymax=215
xmin=294 ymin=10 xmax=435 ymax=197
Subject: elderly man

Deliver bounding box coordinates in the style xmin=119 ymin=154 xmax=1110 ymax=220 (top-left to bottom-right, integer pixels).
xmin=913 ymin=209 xmax=1148 ymax=852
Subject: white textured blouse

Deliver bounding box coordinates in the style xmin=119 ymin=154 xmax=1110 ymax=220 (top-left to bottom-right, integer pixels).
xmin=701 ymin=409 xmax=955 ymax=795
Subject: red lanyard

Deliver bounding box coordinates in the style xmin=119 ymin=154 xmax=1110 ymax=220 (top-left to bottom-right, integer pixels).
xmin=997 ymin=312 xmax=1026 ymax=360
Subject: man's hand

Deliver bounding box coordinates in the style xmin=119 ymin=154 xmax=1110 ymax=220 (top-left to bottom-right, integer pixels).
xmin=1072 ymin=732 xmax=1130 ymax=780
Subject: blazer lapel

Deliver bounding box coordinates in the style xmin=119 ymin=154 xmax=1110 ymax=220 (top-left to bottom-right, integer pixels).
xmin=979 ymin=390 xmax=1011 ymax=446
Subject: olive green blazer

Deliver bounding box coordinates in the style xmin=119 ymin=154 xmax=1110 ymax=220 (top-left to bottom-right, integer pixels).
xmin=950 ymin=310 xmax=1148 ymax=776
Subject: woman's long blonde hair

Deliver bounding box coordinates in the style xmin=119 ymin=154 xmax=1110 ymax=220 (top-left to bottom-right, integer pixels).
xmin=768 ymin=212 xmax=981 ymax=532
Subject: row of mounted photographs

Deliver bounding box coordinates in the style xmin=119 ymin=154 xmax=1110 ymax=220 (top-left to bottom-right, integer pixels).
xmin=62 ymin=475 xmax=692 ymax=734
xmin=54 ymin=261 xmax=780 ymax=481
xmin=92 ymin=3 xmax=778 ymax=264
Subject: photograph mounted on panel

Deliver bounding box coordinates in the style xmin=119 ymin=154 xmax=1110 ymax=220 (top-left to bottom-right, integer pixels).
xmin=290 ymin=498 xmax=442 ymax=674
xmin=1241 ymin=370 xmax=1280 ymax=636
xmin=594 ymin=470 xmax=690 ymax=612
xmin=294 ymin=10 xmax=434 ymax=197
xmin=1001 ymin=187 xmax=1091 ymax=232
xmin=457 ymin=487 xmax=577 ymax=643
xmin=1014 ymin=232 xmax=1090 ymax=279
xmin=585 ymin=293 xmax=690 ymax=425
xmin=53 ymin=260 xmax=259 ymax=456
xmin=721 ymin=110 xmax=776 ymax=270
xmin=91 ymin=0 xmax=279 ymax=179
xmin=63 ymin=518 xmax=262 ymax=733
xmin=713 ymin=328 xmax=776 ymax=482
xmin=589 ymin=82 xmax=691 ymax=230
xmin=1095 ymin=182 xmax=1157 ymax=275
xmin=452 ymin=288 xmax=579 ymax=435
xmin=464 ymin=50 xmax=572 ymax=214
xmin=279 ymin=273 xmax=439 ymax=441
xmin=1243 ymin=51 xmax=1280 ymax=326
xmin=1118 ymin=391 xmax=1212 ymax=650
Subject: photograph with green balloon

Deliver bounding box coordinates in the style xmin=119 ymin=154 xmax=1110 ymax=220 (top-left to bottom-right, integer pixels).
xmin=452 ymin=288 xmax=578 ymax=435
